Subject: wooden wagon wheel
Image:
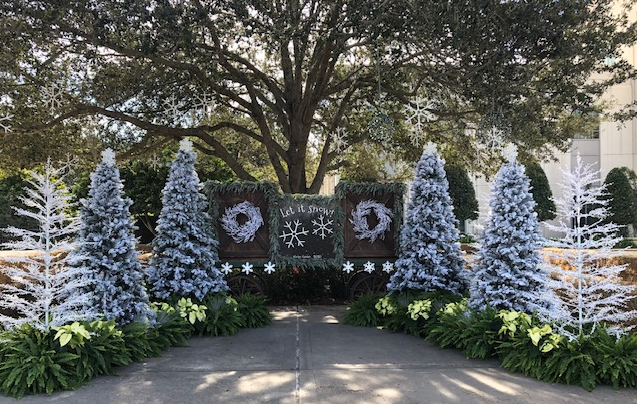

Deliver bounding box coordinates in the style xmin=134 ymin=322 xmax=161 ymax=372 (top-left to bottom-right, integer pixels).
xmin=227 ymin=274 xmax=266 ymax=296
xmin=348 ymin=272 xmax=388 ymax=301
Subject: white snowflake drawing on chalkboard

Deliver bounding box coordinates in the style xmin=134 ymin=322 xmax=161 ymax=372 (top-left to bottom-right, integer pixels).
xmin=311 ymin=215 xmax=334 ymax=240
xmin=280 ymin=220 xmax=309 ymax=248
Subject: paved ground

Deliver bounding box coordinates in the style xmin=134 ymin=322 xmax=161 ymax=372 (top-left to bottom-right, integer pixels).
xmin=5 ymin=306 xmax=636 ymax=404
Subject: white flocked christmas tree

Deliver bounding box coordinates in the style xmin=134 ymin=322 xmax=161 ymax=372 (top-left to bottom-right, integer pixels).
xmin=387 ymin=143 xmax=467 ymax=295
xmin=543 ymin=154 xmax=637 ymax=338
xmin=468 ymin=144 xmax=551 ymax=313
xmin=74 ymin=149 xmax=153 ymax=326
xmin=0 ymin=160 xmax=94 ymax=331
xmin=147 ymin=139 xmax=228 ymax=301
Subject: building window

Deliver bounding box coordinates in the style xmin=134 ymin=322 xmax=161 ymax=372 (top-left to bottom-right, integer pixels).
xmin=573 ymin=112 xmax=600 ymax=139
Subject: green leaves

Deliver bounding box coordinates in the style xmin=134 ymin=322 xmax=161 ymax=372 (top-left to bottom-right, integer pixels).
xmin=235 ymin=294 xmax=272 ymax=329
xmin=53 ymin=322 xmax=91 ymax=348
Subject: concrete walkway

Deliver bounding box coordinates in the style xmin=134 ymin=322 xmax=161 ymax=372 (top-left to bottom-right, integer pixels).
xmin=5 ymin=306 xmax=636 ymax=404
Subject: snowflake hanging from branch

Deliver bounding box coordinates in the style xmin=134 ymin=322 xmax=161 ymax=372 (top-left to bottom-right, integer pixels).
xmin=163 ymin=95 xmax=185 ymax=124
xmin=193 ymin=92 xmax=215 ymax=122
xmin=279 ymin=220 xmax=309 ymax=248
xmin=43 ymin=85 xmax=64 ymax=112
xmin=330 ymin=127 xmax=349 ymax=153
xmin=221 ymin=201 xmax=264 ymax=243
xmin=405 ymin=97 xmax=436 ymax=132
xmin=0 ymin=114 xmax=12 ymax=133
xmin=479 ymin=125 xmax=507 ymax=153
xmin=350 ymin=200 xmax=394 ymax=243
xmin=311 ymin=215 xmax=334 ymax=240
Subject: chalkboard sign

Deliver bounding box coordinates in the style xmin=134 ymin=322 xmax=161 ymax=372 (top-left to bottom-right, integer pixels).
xmin=276 ymin=196 xmax=339 ymax=262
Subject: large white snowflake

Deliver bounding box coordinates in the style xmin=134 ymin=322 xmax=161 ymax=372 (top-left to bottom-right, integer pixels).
xmin=311 ymin=215 xmax=334 ymax=240
xmin=330 ymin=127 xmax=349 ymax=153
xmin=363 ymin=261 xmax=375 ymax=273
xmin=480 ymin=125 xmax=507 ymax=153
xmin=193 ymin=92 xmax=214 ymax=121
xmin=263 ymin=262 xmax=276 ymax=274
xmin=279 ymin=220 xmax=309 ymax=248
xmin=43 ymin=85 xmax=64 ymax=112
xmin=0 ymin=114 xmax=12 ymax=133
xmin=342 ymin=261 xmax=355 ymax=274
xmin=405 ymin=97 xmax=436 ymax=132
xmin=241 ymin=262 xmax=254 ymax=275
xmin=382 ymin=261 xmax=394 ymax=273
xmin=163 ymin=95 xmax=183 ymax=123
xmin=408 ymin=129 xmax=424 ymax=147
xmin=221 ymin=262 xmax=233 ymax=275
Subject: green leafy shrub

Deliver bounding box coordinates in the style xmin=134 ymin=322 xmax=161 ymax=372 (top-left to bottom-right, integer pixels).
xmin=201 ymin=294 xmax=244 ymax=336
xmin=0 ymin=324 xmax=81 ymax=398
xmin=343 ymin=293 xmax=383 ymax=327
xmin=121 ymin=322 xmax=161 ymax=362
xmin=148 ymin=304 xmax=190 ymax=350
xmin=235 ymin=294 xmax=272 ymax=328
xmin=79 ymin=320 xmax=131 ymax=378
xmin=426 ymin=300 xmax=471 ymax=349
xmin=458 ymin=307 xmax=501 ymax=359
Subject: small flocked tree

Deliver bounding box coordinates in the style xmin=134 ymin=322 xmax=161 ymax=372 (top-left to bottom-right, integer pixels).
xmin=74 ymin=150 xmax=153 ymax=326
xmin=544 ymin=155 xmax=637 ymax=338
xmin=147 ymin=139 xmax=228 ymax=301
xmin=0 ymin=160 xmax=93 ymax=331
xmin=469 ymin=145 xmax=551 ymax=313
xmin=387 ymin=143 xmax=467 ymax=295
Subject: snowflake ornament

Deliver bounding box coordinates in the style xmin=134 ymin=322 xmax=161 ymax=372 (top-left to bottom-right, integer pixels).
xmin=0 ymin=114 xmax=12 ymax=133
xmin=363 ymin=261 xmax=375 ymax=273
xmin=221 ymin=262 xmax=233 ymax=275
xmin=193 ymin=91 xmax=214 ymax=121
xmin=330 ymin=127 xmax=349 ymax=153
xmin=342 ymin=261 xmax=355 ymax=274
xmin=405 ymin=97 xmax=436 ymax=132
xmin=312 ymin=215 xmax=334 ymax=240
xmin=163 ymin=95 xmax=183 ymax=123
xmin=407 ymin=129 xmax=425 ymax=147
xmin=241 ymin=262 xmax=254 ymax=275
xmin=279 ymin=220 xmax=309 ymax=248
xmin=43 ymin=84 xmax=64 ymax=112
xmin=480 ymin=126 xmax=507 ymax=153
xmin=263 ymin=262 xmax=276 ymax=275
xmin=382 ymin=261 xmax=394 ymax=273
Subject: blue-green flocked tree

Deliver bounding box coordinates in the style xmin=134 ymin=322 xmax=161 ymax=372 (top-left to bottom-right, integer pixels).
xmin=469 ymin=145 xmax=551 ymax=313
xmin=147 ymin=139 xmax=228 ymax=301
xmin=388 ymin=143 xmax=467 ymax=295
xmin=74 ymin=149 xmax=153 ymax=326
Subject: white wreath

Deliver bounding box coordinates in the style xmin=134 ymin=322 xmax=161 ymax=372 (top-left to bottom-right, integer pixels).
xmin=350 ymin=200 xmax=394 ymax=243
xmin=221 ymin=201 xmax=264 ymax=243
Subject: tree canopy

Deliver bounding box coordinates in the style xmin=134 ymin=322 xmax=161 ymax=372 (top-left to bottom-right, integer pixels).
xmin=1 ymin=0 xmax=635 ymax=193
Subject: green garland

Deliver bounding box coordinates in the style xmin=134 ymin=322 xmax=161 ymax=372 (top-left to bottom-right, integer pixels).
xmin=335 ymin=181 xmax=406 ymax=255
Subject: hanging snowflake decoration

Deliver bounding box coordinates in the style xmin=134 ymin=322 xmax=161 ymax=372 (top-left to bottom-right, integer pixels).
xmin=241 ymin=262 xmax=254 ymax=275
xmin=363 ymin=261 xmax=375 ymax=273
xmin=221 ymin=201 xmax=264 ymax=243
xmin=408 ymin=129 xmax=425 ymax=147
xmin=382 ymin=261 xmax=394 ymax=273
xmin=311 ymin=215 xmax=334 ymax=240
xmin=368 ymin=110 xmax=395 ymax=142
xmin=43 ymin=84 xmax=64 ymax=112
xmin=477 ymin=110 xmax=511 ymax=154
xmin=263 ymin=262 xmax=276 ymax=275
xmin=0 ymin=114 xmax=12 ymax=133
xmin=163 ymin=95 xmax=184 ymax=124
xmin=330 ymin=127 xmax=349 ymax=153
xmin=193 ymin=92 xmax=215 ymax=122
xmin=342 ymin=261 xmax=355 ymax=274
xmin=350 ymin=200 xmax=394 ymax=243
xmin=405 ymin=97 xmax=436 ymax=133
xmin=279 ymin=220 xmax=309 ymax=248
xmin=221 ymin=262 xmax=234 ymax=275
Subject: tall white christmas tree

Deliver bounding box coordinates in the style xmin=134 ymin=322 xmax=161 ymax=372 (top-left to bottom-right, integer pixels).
xmin=0 ymin=160 xmax=94 ymax=331
xmin=74 ymin=149 xmax=153 ymax=326
xmin=468 ymin=144 xmax=551 ymax=313
xmin=387 ymin=143 xmax=467 ymax=295
xmin=543 ymin=154 xmax=637 ymax=338
xmin=146 ymin=139 xmax=227 ymax=301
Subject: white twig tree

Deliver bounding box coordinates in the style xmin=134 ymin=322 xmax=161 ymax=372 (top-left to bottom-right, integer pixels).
xmin=0 ymin=160 xmax=93 ymax=331
xmin=544 ymin=154 xmax=637 ymax=338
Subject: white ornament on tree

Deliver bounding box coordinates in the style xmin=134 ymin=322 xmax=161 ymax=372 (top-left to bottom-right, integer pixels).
xmin=350 ymin=200 xmax=394 ymax=243
xmin=330 ymin=127 xmax=349 ymax=153
xmin=43 ymin=84 xmax=64 ymax=112
xmin=405 ymin=97 xmax=436 ymax=133
xmin=0 ymin=114 xmax=12 ymax=133
xmin=221 ymin=201 xmax=264 ymax=243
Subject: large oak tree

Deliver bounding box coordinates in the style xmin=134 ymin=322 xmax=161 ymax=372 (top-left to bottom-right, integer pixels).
xmin=1 ymin=0 xmax=635 ymax=193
